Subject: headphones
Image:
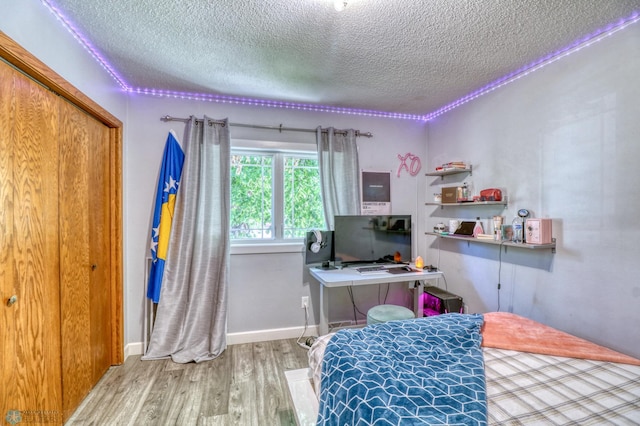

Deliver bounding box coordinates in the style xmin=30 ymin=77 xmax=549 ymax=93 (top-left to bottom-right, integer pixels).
xmin=309 ymin=230 xmax=325 ymax=253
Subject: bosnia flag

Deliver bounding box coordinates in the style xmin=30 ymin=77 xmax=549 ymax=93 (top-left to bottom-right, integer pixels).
xmin=147 ymin=131 xmax=185 ymax=303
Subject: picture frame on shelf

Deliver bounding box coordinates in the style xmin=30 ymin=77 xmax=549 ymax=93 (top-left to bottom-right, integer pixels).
xmin=501 ymin=224 xmax=513 ymax=241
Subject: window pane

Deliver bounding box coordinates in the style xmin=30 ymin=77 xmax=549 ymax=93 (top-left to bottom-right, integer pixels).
xmin=284 ymin=156 xmax=325 ymax=239
xmin=230 ymin=154 xmax=273 ymax=239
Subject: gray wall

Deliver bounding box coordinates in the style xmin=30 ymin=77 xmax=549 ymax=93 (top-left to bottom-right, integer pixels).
xmin=125 ymin=95 xmax=428 ymax=345
xmin=425 ymin=23 xmax=640 ymax=358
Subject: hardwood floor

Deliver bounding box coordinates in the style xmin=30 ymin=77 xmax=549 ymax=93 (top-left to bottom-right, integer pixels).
xmin=66 ymin=338 xmax=310 ymax=425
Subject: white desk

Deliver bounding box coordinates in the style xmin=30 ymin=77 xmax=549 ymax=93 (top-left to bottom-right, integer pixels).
xmin=309 ymin=266 xmax=443 ymax=335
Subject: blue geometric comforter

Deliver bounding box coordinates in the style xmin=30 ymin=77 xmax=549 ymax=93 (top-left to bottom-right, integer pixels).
xmin=317 ymin=313 xmax=486 ymax=426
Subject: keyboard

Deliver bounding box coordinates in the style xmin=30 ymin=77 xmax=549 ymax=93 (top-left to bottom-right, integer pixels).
xmin=355 ymin=265 xmax=387 ymax=274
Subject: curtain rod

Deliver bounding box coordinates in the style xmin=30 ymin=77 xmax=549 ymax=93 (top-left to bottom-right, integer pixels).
xmin=160 ymin=115 xmax=373 ymax=138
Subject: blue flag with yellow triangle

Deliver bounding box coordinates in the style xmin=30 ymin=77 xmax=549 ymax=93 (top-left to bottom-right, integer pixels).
xmin=147 ymin=131 xmax=185 ymax=303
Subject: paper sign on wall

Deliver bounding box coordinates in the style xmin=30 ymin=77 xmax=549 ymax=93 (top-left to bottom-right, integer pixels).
xmin=361 ymin=171 xmax=391 ymax=215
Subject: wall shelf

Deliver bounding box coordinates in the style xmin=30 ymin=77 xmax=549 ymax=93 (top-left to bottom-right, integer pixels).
xmin=426 ymin=232 xmax=556 ymax=253
xmin=426 ymin=199 xmax=508 ymax=209
xmin=425 ymin=165 xmax=472 ymax=179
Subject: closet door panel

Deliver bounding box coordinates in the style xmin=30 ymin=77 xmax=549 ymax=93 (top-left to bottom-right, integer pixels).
xmin=87 ymin=114 xmax=112 ymax=385
xmin=58 ymin=100 xmax=113 ymax=419
xmin=0 ymin=61 xmax=63 ymax=421
xmin=0 ymin=53 xmax=17 ymax=418
xmin=58 ymin=100 xmax=93 ymax=419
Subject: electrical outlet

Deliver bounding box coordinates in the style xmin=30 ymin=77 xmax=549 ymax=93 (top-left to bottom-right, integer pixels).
xmin=301 ymin=296 xmax=309 ymax=309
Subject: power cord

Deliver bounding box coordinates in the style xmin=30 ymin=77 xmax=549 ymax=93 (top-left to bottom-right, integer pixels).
xmin=377 ymin=282 xmax=390 ymax=305
xmin=347 ymin=286 xmax=368 ymax=324
xmin=497 ymin=241 xmax=505 ymax=312
xmin=438 ymin=271 xmax=449 ymax=291
xmin=296 ymin=304 xmax=316 ymax=350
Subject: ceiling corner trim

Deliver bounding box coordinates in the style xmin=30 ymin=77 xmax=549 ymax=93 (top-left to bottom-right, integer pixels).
xmin=423 ymin=11 xmax=640 ymax=121
xmin=39 ymin=1 xmax=639 ymax=123
xmin=129 ymin=88 xmax=428 ymax=121
xmin=41 ymin=0 xmax=130 ymax=90
xmin=40 ymin=0 xmax=427 ymax=121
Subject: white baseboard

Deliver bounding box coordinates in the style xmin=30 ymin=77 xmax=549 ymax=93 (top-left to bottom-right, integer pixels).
xmin=123 ymin=325 xmax=319 ymax=360
xmin=227 ymin=325 xmax=319 ymax=345
xmin=124 ymin=341 xmax=145 ymax=359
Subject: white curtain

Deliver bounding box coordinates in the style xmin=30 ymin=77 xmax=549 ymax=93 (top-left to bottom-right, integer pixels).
xmin=316 ymin=127 xmax=361 ymax=229
xmin=143 ymin=116 xmax=230 ymax=363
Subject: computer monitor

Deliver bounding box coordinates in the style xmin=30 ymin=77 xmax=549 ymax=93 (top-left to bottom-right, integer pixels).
xmin=333 ymin=215 xmax=412 ymax=266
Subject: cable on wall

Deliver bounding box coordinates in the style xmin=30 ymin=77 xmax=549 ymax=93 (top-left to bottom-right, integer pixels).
xmin=496 ymin=241 xmax=506 ymax=312
xmin=296 ymin=304 xmax=316 ymax=350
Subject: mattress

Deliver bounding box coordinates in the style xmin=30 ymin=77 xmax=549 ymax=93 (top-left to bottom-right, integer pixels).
xmin=484 ymin=348 xmax=640 ymax=424
xmin=306 ymin=313 xmax=640 ymax=425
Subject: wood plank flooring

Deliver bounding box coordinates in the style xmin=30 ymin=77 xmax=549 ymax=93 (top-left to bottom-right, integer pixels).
xmin=66 ymin=338 xmax=310 ymax=425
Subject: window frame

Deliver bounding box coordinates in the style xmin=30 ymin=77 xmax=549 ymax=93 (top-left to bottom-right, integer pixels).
xmin=230 ymin=138 xmax=323 ymax=247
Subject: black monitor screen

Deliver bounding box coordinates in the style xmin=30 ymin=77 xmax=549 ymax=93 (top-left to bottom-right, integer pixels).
xmin=334 ymin=215 xmax=412 ymax=266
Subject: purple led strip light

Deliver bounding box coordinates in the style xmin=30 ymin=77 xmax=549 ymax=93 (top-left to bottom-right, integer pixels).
xmin=41 ymin=0 xmax=129 ymax=90
xmin=424 ymin=11 xmax=640 ymax=121
xmin=40 ymin=0 xmax=640 ymax=122
xmin=130 ymin=88 xmax=423 ymax=120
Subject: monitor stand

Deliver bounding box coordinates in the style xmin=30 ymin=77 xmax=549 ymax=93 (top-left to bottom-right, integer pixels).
xmin=319 ymin=261 xmax=337 ymax=270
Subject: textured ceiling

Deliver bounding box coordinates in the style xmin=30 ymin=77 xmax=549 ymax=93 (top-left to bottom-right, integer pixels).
xmin=46 ymin=0 xmax=640 ymax=118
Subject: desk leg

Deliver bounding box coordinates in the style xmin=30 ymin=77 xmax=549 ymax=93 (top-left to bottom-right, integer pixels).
xmin=414 ymin=281 xmax=424 ymax=318
xmin=319 ymin=284 xmax=329 ymax=335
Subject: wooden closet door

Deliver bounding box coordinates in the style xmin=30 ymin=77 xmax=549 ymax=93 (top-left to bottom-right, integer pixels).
xmin=0 ymin=60 xmax=63 ymax=422
xmin=58 ymin=100 xmax=112 ymax=419
xmin=87 ymin=105 xmax=113 ymax=385
xmin=58 ymin=100 xmax=92 ymax=420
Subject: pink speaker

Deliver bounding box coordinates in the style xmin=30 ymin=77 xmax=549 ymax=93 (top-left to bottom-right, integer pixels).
xmin=525 ymin=218 xmax=553 ymax=244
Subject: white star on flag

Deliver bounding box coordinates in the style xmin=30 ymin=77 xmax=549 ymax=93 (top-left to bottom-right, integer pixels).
xmin=164 ymin=176 xmax=178 ymax=193
xmin=150 ymin=238 xmax=158 ymax=253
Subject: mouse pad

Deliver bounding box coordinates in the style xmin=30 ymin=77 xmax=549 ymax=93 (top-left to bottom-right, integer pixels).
xmin=386 ymin=267 xmax=414 ymax=274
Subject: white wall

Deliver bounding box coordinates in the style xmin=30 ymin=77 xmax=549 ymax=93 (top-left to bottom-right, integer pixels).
xmin=125 ymin=95 xmax=428 ymax=346
xmin=425 ymin=22 xmax=640 ymax=358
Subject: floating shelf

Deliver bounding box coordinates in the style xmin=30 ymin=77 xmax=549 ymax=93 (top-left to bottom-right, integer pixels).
xmin=425 ymin=232 xmax=556 ymax=253
xmin=425 ymin=165 xmax=472 ymax=179
xmin=426 ymin=199 xmax=508 ymax=209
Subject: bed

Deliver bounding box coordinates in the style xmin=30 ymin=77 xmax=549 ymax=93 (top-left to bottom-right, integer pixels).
xmin=285 ymin=312 xmax=640 ymax=425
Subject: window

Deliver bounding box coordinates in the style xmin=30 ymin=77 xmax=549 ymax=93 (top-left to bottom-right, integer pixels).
xmin=230 ymin=143 xmax=325 ymax=242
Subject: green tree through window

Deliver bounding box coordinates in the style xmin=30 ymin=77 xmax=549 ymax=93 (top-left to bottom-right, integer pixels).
xmin=284 ymin=157 xmax=325 ymax=238
xmin=231 ymin=150 xmax=325 ymax=241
